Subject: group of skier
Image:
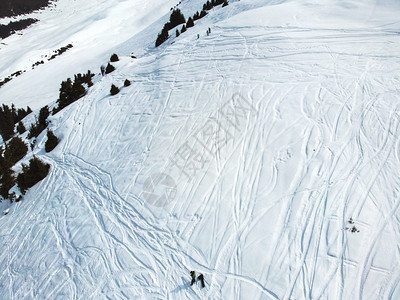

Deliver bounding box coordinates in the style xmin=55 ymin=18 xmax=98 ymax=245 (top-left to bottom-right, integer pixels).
xmin=198 ymin=27 xmax=212 ymax=39
xmin=190 ymin=271 xmax=205 ymax=288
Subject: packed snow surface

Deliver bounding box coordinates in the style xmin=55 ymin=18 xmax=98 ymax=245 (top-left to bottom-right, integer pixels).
xmin=1 ymin=0 xmax=400 ymax=298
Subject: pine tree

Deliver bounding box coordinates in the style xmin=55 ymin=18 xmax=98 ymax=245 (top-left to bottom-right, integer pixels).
xmin=110 ymin=53 xmax=119 ymax=62
xmin=71 ymin=80 xmax=86 ymax=100
xmin=181 ymin=24 xmax=187 ymax=33
xmin=11 ymin=104 xmax=17 ymax=122
xmin=4 ymin=136 xmax=28 ymax=165
xmin=124 ymin=79 xmax=131 ymax=87
xmin=15 ymin=107 xmax=31 ymax=123
xmin=16 ymin=121 xmax=26 ymax=134
xmin=56 ymin=78 xmax=73 ymax=110
xmin=222 ymin=0 xmax=229 ymax=7
xmin=110 ymin=84 xmax=120 ymax=95
xmin=38 ymin=106 xmax=49 ymax=127
xmin=27 ymin=106 xmax=49 ymax=139
xmin=186 ymin=17 xmax=194 ymax=28
xmin=45 ymin=130 xmax=59 ymax=152
xmin=156 ymin=26 xmax=169 ymax=47
xmin=199 ymin=10 xmax=207 ymax=19
xmin=176 ymin=29 xmax=180 ymax=37
xmin=86 ymin=70 xmax=94 ymax=87
xmin=17 ymin=156 xmax=50 ymax=194
xmin=169 ymin=9 xmax=186 ymax=28
xmin=0 ymin=168 xmax=15 ymax=200
xmin=105 ymin=63 xmax=115 ymax=74
xmin=0 ymin=104 xmax=15 ymax=141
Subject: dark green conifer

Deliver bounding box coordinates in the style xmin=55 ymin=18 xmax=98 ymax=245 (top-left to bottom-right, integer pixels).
xmin=186 ymin=17 xmax=194 ymax=28
xmin=110 ymin=84 xmax=120 ymax=95
xmin=105 ymin=63 xmax=115 ymax=74
xmin=45 ymin=130 xmax=59 ymax=152
xmin=4 ymin=136 xmax=28 ymax=165
xmin=17 ymin=156 xmax=50 ymax=194
xmin=110 ymin=53 xmax=119 ymax=62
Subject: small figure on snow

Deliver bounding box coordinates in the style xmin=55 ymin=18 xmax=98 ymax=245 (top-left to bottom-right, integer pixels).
xmin=348 ymin=217 xmax=354 ymax=224
xmin=100 ymin=65 xmax=105 ymax=76
xmin=350 ymin=226 xmax=359 ymax=233
xmin=197 ymin=33 xmax=200 ymax=39
xmin=198 ymin=274 xmax=205 ymax=288
xmin=190 ymin=271 xmax=196 ymax=286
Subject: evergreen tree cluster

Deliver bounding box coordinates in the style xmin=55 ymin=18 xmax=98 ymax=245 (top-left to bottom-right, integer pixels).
xmin=156 ymin=27 xmax=169 ymax=47
xmin=0 ymin=166 xmax=15 ymax=200
xmin=0 ymin=76 xmax=12 ymax=88
xmin=0 ymin=18 xmax=38 ymax=39
xmin=0 ymin=104 xmax=32 ymax=141
xmin=186 ymin=17 xmax=194 ymax=28
xmin=0 ymin=139 xmax=50 ymax=199
xmin=4 ymin=137 xmax=28 ymax=166
xmin=0 ymin=0 xmax=51 ymax=18
xmin=48 ymin=44 xmax=73 ymax=61
xmin=0 ymin=137 xmax=28 ymax=200
xmin=53 ymin=70 xmax=94 ymax=114
xmin=203 ymin=0 xmax=226 ymax=11
xmin=193 ymin=10 xmax=207 ymax=21
xmin=157 ymin=0 xmax=228 ymax=46
xmin=156 ymin=9 xmax=186 ymax=47
xmin=27 ymin=106 xmax=49 ymax=139
xmin=17 ymin=156 xmax=50 ymax=195
xmin=168 ymin=9 xmax=186 ymax=29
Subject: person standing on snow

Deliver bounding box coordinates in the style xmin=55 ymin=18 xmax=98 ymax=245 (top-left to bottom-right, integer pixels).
xmin=190 ymin=271 xmax=196 ymax=286
xmin=198 ymin=274 xmax=205 ymax=288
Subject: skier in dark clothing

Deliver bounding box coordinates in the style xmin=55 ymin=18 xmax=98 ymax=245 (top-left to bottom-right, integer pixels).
xmin=198 ymin=274 xmax=205 ymax=288
xmin=190 ymin=271 xmax=196 ymax=286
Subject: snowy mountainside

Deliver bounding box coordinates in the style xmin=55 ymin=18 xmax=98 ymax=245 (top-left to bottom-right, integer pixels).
xmin=1 ymin=0 xmax=400 ymax=299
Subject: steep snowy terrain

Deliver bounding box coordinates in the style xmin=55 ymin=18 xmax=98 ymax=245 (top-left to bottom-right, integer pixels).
xmin=1 ymin=0 xmax=400 ymax=298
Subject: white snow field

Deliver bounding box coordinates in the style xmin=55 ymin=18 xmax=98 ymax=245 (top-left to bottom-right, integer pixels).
xmin=1 ymin=0 xmax=400 ymax=298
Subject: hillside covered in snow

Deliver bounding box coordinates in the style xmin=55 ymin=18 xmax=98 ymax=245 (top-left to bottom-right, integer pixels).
xmin=1 ymin=0 xmax=400 ymax=298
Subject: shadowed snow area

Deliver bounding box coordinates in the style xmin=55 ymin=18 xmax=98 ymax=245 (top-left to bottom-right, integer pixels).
xmin=1 ymin=0 xmax=400 ymax=298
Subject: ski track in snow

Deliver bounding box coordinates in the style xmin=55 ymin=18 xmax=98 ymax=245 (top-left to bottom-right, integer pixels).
xmin=1 ymin=0 xmax=400 ymax=298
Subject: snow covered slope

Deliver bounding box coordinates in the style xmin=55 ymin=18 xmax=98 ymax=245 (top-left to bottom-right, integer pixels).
xmin=1 ymin=0 xmax=400 ymax=298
